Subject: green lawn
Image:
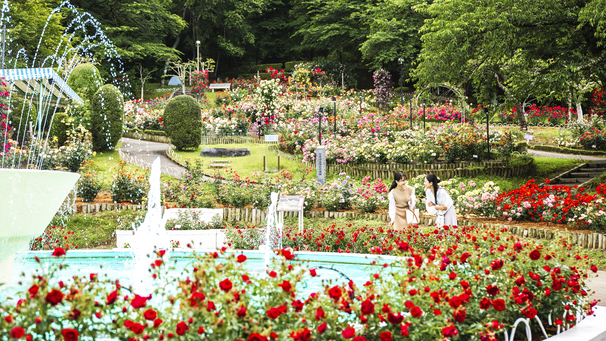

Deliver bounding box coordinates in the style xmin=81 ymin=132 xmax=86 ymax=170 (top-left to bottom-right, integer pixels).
xmin=174 ymin=143 xmax=317 ymax=179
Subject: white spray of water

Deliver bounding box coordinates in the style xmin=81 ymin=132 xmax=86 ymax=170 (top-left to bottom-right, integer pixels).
xmin=262 ymin=192 xmax=282 ymax=268
xmin=132 ymin=157 xmax=168 ymax=292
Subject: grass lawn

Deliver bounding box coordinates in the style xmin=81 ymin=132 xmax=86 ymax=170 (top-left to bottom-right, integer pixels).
xmin=90 ymin=142 xmax=179 ymax=187
xmin=175 ymin=143 xmax=318 ymax=179
xmin=528 ymin=126 xmax=566 ymax=146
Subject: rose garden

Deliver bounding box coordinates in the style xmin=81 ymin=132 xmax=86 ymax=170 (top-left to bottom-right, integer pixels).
xmin=1 ymin=0 xmax=606 ymax=340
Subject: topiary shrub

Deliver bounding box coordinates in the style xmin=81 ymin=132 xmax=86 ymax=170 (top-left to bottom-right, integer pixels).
xmin=91 ymin=84 xmax=124 ymax=152
xmin=50 ymin=112 xmax=69 ymax=146
xmin=164 ymin=95 xmax=201 ymax=150
xmin=68 ymin=63 xmax=103 ymax=104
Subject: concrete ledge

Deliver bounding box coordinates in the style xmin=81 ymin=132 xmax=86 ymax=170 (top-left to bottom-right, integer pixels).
xmin=547 ymin=306 xmax=606 ymax=341
xmin=116 ymin=229 xmax=226 ymax=249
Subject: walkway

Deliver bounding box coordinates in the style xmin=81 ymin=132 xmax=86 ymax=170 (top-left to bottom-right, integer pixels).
xmin=588 ymin=271 xmax=606 ymax=306
xmin=120 ymin=137 xmax=186 ymax=178
xmin=529 ymin=149 xmax=606 ymax=161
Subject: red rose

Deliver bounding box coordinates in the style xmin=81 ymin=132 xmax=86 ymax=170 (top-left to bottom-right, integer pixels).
xmin=237 ymin=305 xmax=247 ymax=317
xmin=328 ymin=286 xmax=342 ymax=301
xmin=131 ymin=322 xmax=145 ymax=335
xmin=269 ymin=271 xmax=277 ymax=278
xmin=490 ymin=259 xmax=504 ymax=270
xmin=131 ymin=294 xmax=151 ymax=309
xmin=591 ymin=265 xmax=598 ymax=273
xmin=45 ymin=289 xmax=64 ymax=306
xmin=360 ymin=299 xmax=375 ymax=315
xmin=341 ymin=327 xmax=356 ymax=339
xmin=292 ymin=328 xmax=311 ymax=341
xmin=434 ymin=309 xmax=442 ymax=315
xmin=266 ymin=307 xmax=281 ymax=319
xmin=144 ymin=309 xmax=157 ymax=321
xmin=61 ymin=328 xmax=79 ymax=341
xmin=486 ymin=285 xmax=500 ymax=296
xmin=292 ymin=300 xmax=304 ymax=312
xmin=442 ymin=325 xmax=458 ymax=337
xmin=309 ymin=269 xmax=317 ymax=277
xmin=480 ymin=297 xmax=492 ymax=310
xmin=315 ymin=307 xmax=325 ymax=320
xmin=522 ymin=307 xmax=537 ymax=319
xmin=400 ymin=323 xmax=410 ymax=337
xmin=388 ymin=312 xmax=405 ymax=324
xmin=4 ymin=315 xmax=12 ymax=323
xmin=242 ymin=275 xmax=250 ymax=282
xmin=124 ymin=320 xmax=134 ymax=328
xmin=379 ymin=331 xmax=392 ymax=341
xmin=281 ymin=249 xmax=295 ymax=260
xmin=352 ymin=337 xmax=367 ymax=341
xmin=176 ymin=321 xmax=189 ymax=336
xmin=460 ymin=252 xmax=470 ymax=263
xmin=453 ymin=309 xmax=466 ymax=323
xmin=247 ymin=333 xmax=267 ymax=341
xmin=26 ymin=284 xmax=39 ymax=298
xmin=10 ymin=327 xmax=25 ymax=339
xmin=410 ymin=306 xmax=423 ymax=318
xmin=106 ymin=290 xmax=118 ymax=305
xmin=52 ymin=247 xmax=66 ymax=257
xmin=237 ymin=254 xmax=247 ymax=263
xmin=153 ymin=319 xmax=163 ymax=328
xmin=493 ymin=299 xmax=506 ymax=311
xmin=278 ymin=280 xmax=292 ymax=292
xmin=448 ymin=296 xmax=462 ymax=308
xmin=449 ymin=272 xmax=457 ymax=280
xmin=189 ymin=292 xmax=205 ymax=307
xmin=317 ymin=322 xmax=327 ymax=334
xmin=219 ymin=279 xmax=233 ymax=293
xmin=197 ymin=327 xmax=205 ymax=335
xmin=529 ymin=250 xmax=541 ymax=260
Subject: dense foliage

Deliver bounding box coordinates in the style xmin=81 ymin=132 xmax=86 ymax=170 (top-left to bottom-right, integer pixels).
xmin=91 ymin=85 xmax=124 ymax=152
xmin=164 ymin=95 xmax=202 ymax=150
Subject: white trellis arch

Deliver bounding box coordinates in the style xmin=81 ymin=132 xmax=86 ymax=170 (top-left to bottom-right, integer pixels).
xmin=413 ymin=83 xmax=471 ymax=122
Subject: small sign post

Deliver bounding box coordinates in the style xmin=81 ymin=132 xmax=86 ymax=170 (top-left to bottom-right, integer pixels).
xmin=277 ymin=195 xmax=305 ymax=232
xmin=316 ymin=146 xmax=326 ymax=185
xmin=264 ymin=135 xmax=279 ymax=142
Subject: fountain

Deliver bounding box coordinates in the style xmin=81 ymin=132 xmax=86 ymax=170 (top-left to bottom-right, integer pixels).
xmin=131 ymin=156 xmax=169 ymax=291
xmin=261 ymin=192 xmax=283 ymax=267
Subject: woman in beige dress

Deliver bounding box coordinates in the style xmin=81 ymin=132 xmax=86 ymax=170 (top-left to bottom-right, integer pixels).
xmin=388 ymin=172 xmax=417 ymax=231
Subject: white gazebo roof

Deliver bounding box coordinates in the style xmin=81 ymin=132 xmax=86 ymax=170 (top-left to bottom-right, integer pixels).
xmin=0 ymin=68 xmax=83 ymax=104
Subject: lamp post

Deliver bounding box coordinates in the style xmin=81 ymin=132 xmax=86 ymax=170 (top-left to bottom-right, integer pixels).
xmin=332 ymin=96 xmax=337 ymax=136
xmin=196 ymin=40 xmax=201 ymax=71
xmin=318 ymin=107 xmax=323 ymax=145
xmin=257 ymin=120 xmax=262 ymax=140
xmin=423 ymin=99 xmax=427 ymax=134
xmin=409 ymin=95 xmax=413 ymax=130
xmin=398 ymin=58 xmax=404 ymax=110
xmin=484 ymin=107 xmax=490 ymax=161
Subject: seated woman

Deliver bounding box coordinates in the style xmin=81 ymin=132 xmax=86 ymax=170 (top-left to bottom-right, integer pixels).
xmin=424 ymin=173 xmax=457 ymax=226
xmin=388 ymin=172 xmax=418 ymax=231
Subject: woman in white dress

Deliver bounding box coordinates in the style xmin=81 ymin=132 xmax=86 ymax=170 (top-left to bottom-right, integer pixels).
xmin=388 ymin=172 xmax=418 ymax=231
xmin=424 ymin=173 xmax=457 ymax=226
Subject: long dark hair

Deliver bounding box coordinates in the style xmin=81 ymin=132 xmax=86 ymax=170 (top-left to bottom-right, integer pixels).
xmin=389 ymin=172 xmax=407 ymax=192
xmin=426 ymin=173 xmax=440 ymax=203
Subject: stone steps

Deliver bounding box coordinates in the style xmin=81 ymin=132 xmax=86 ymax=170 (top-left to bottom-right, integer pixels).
xmin=550 ymin=160 xmax=606 ymax=187
xmin=208 ymin=164 xmax=231 ymax=169
xmin=570 ymin=171 xmax=605 ymax=177
xmin=211 ymin=160 xmax=231 ymax=164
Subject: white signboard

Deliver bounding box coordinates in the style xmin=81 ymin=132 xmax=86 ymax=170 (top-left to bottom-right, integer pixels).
xmin=265 ymin=135 xmax=279 ymax=142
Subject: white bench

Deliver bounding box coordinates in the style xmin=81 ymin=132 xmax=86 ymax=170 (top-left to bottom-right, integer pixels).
xmin=209 ymin=83 xmax=231 ymax=92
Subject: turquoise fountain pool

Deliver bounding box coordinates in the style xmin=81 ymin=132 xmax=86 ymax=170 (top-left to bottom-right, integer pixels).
xmin=1 ymin=250 xmax=398 ymax=300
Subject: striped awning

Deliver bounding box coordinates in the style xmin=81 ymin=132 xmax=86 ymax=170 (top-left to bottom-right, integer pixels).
xmin=0 ymin=68 xmax=83 ymax=104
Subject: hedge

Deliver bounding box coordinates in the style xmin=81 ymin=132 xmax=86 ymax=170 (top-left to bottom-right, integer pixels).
xmin=250 ymin=63 xmax=283 ymax=72
xmin=285 ymin=61 xmax=311 ymax=71
xmin=164 ymin=95 xmax=202 ymax=150
xmin=91 ymin=84 xmax=124 ymax=152
xmin=67 ymin=63 xmax=103 ymax=103
xmin=50 ymin=112 xmax=69 ymax=146
xmin=530 ymin=144 xmax=606 ymax=156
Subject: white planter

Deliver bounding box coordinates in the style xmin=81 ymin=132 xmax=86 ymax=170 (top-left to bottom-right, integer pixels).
xmin=0 ymin=169 xmax=80 ymax=284
xmin=116 ymin=229 xmax=226 ymax=250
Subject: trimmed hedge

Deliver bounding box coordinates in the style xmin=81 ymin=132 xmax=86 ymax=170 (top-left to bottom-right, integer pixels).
xmin=91 ymin=84 xmax=124 ymax=152
xmin=164 ymin=95 xmax=202 ymax=150
xmin=67 ymin=63 xmax=103 ymax=103
xmin=238 ymin=73 xmax=271 ymax=80
xmin=530 ymin=144 xmax=606 ymax=156
xmin=250 ymin=63 xmax=283 ymax=72
xmin=50 ymin=112 xmax=69 ymax=146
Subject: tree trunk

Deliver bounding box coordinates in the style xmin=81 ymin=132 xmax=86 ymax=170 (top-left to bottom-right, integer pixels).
xmin=515 ymin=104 xmax=527 ymax=130
xmin=576 ymin=101 xmax=583 ymax=121
xmin=141 ymin=81 xmax=145 ymax=100
xmin=567 ymin=95 xmax=572 ymax=122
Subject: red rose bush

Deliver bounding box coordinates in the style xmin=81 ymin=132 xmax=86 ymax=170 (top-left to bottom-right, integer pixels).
xmin=0 ymin=225 xmax=598 ymax=340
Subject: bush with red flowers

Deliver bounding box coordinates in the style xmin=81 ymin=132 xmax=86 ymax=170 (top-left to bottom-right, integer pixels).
xmin=0 ymin=228 xmax=598 ymax=340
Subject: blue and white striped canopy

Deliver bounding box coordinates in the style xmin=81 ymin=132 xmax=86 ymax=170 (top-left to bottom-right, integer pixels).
xmin=0 ymin=68 xmax=83 ymax=104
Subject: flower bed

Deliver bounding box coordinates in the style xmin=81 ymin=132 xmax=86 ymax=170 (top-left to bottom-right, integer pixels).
xmin=1 ymin=225 xmax=598 ymax=340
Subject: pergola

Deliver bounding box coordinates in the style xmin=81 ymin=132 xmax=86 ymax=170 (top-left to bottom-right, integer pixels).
xmin=0 ymin=67 xmax=83 ymax=105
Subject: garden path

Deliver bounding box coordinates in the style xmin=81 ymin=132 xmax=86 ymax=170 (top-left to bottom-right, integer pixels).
xmin=588 ymin=271 xmax=606 ymax=306
xmin=120 ymin=137 xmax=187 ymax=178
xmin=528 ymin=149 xmax=606 ymax=161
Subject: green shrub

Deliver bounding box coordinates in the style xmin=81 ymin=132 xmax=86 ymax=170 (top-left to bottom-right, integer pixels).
xmin=50 ymin=112 xmax=69 ymax=146
xmin=110 ymin=161 xmax=148 ymax=204
xmin=163 ymin=95 xmax=202 ymax=150
xmin=68 ymin=63 xmax=103 ymax=103
xmin=91 ymin=84 xmax=124 ymax=152
xmin=285 ymin=61 xmax=310 ymax=72
xmin=77 ymin=160 xmax=102 ymax=202
xmin=250 ymin=63 xmax=283 ymax=72
xmin=57 ymin=126 xmax=94 ymax=172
